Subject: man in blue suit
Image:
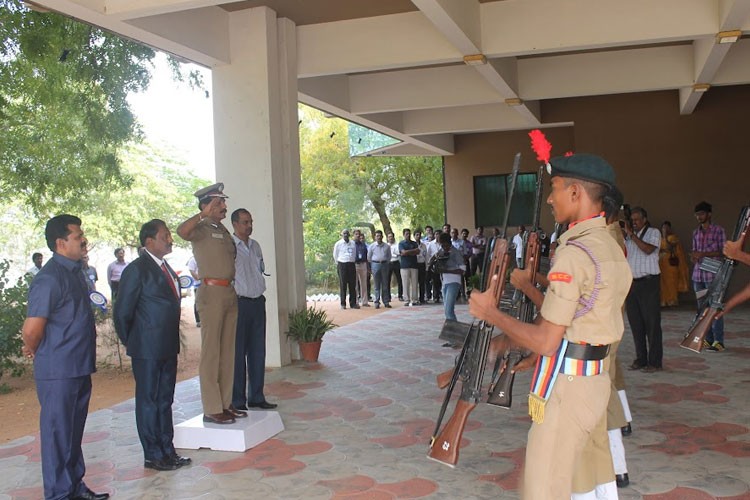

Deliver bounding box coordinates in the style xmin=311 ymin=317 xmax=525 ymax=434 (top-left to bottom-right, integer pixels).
xmin=114 ymin=219 xmax=191 ymax=471
xmin=22 ymin=214 xmax=109 ymax=500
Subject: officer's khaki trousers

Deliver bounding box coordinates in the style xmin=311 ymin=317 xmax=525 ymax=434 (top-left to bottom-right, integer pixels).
xmin=196 ymin=285 xmax=237 ymax=414
xmin=522 ymin=373 xmax=610 ymax=500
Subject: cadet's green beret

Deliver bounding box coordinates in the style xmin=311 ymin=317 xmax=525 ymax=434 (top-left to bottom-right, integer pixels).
xmin=548 ymin=154 xmax=615 ymax=187
xmin=194 ymin=182 xmax=228 ymax=202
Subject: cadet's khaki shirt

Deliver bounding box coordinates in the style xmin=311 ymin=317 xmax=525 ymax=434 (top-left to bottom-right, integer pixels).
xmin=191 ymin=219 xmax=236 ymax=281
xmin=540 ymin=217 xmax=632 ymax=345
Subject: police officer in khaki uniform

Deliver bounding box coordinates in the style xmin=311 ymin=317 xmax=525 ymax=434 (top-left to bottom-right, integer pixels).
xmin=177 ymin=183 xmax=246 ymax=424
xmin=470 ymin=154 xmax=632 ymax=500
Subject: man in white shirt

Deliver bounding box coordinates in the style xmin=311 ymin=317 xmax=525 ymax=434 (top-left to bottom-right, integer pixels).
xmin=231 ymin=209 xmax=277 ymax=410
xmin=27 ymin=252 xmax=43 ymax=277
xmin=368 ymin=230 xmax=392 ymax=309
xmin=624 ymin=206 xmax=663 ymax=373
xmin=512 ymin=225 xmax=526 ymax=268
xmin=107 ymin=247 xmax=129 ymax=299
xmin=333 ymin=229 xmax=358 ymax=310
xmin=426 ymin=230 xmax=444 ymax=303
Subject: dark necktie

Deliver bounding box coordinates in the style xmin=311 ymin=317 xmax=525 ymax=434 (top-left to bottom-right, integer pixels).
xmin=161 ymin=263 xmax=178 ymax=299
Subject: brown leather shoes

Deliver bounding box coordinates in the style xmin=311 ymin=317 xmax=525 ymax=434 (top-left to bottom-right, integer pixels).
xmin=225 ymin=406 xmax=248 ymax=418
xmin=202 ymin=412 xmax=235 ymax=424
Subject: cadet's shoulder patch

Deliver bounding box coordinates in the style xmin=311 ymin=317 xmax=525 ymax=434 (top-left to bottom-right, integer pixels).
xmin=549 ymin=272 xmax=573 ymax=283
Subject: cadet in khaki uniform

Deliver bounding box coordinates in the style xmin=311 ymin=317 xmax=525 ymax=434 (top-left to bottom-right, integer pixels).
xmin=571 ymin=193 xmax=632 ymax=499
xmin=177 ymin=183 xmax=246 ymax=424
xmin=470 ymin=154 xmax=632 ymax=500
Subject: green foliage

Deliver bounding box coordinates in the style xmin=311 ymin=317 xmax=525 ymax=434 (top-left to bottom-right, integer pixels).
xmin=0 ymin=140 xmax=210 ymax=264
xmin=83 ymin=141 xmax=210 ymax=248
xmin=0 ymin=260 xmax=30 ymax=378
xmin=0 ymin=0 xmax=158 ymax=217
xmin=299 ymin=104 xmax=445 ymax=288
xmin=286 ymin=306 xmax=337 ymax=343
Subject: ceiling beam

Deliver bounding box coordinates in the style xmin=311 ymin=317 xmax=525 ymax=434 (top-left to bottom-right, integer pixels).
xmin=102 ymin=0 xmax=234 ymax=20
xmin=680 ymin=0 xmax=750 ymax=114
xmin=30 ymin=0 xmax=229 ymax=65
xmin=299 ymin=90 xmax=454 ymax=156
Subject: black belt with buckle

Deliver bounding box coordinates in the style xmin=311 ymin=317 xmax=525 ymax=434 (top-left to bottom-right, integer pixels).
xmin=565 ymin=343 xmax=610 ymax=361
xmin=372 ymin=260 xmax=388 ymax=263
xmin=238 ymin=295 xmax=263 ymax=301
xmin=633 ymin=274 xmax=658 ymax=281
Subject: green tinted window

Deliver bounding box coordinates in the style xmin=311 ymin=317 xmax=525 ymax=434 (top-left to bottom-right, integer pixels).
xmin=474 ymin=173 xmax=537 ymax=228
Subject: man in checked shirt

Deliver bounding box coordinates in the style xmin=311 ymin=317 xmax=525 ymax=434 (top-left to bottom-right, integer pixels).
xmin=691 ymin=201 xmax=727 ymax=351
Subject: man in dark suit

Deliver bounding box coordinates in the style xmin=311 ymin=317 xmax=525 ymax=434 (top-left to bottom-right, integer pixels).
xmin=114 ymin=219 xmax=191 ymax=471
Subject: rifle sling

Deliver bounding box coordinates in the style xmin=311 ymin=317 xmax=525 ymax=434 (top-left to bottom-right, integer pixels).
xmin=564 ymin=342 xmax=609 ymax=361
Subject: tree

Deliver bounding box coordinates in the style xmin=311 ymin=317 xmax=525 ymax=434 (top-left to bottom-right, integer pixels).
xmin=298 ymin=105 xmax=444 ymax=288
xmin=0 ymin=0 xmax=202 ymax=218
xmin=0 ymin=140 xmax=210 ymax=272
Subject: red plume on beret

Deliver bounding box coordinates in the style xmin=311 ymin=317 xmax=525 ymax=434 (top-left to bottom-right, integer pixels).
xmin=528 ymin=129 xmax=552 ymax=163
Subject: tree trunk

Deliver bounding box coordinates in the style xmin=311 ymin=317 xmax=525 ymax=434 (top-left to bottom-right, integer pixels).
xmin=369 ymin=196 xmax=392 ymax=236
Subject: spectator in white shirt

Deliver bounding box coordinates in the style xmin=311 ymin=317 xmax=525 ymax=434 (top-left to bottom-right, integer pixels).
xmin=624 ymin=207 xmax=663 ymax=372
xmin=333 ymin=229 xmax=358 ymax=310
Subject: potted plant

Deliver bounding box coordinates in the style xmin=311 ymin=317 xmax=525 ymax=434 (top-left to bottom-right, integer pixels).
xmin=287 ymin=306 xmax=337 ymax=362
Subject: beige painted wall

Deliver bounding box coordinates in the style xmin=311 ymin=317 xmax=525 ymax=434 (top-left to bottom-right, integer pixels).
xmin=445 ymin=85 xmax=750 ymax=293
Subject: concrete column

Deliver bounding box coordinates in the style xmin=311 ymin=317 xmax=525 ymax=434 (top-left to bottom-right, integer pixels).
xmin=212 ymin=7 xmax=305 ymax=367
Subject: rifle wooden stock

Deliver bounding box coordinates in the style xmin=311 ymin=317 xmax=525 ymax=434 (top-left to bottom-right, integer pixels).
xmin=436 ymin=368 xmax=453 ymax=389
xmin=487 ymin=350 xmax=523 ymax=407
xmin=680 ymin=307 xmax=720 ymax=353
xmin=427 ymin=399 xmax=476 ymax=466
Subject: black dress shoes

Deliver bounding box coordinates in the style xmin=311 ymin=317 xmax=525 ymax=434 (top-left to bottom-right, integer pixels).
xmin=247 ymin=401 xmax=278 ymax=410
xmin=203 ymin=412 xmax=235 ymax=424
xmin=628 ymin=361 xmax=645 ymax=371
xmin=225 ymin=406 xmax=248 ymax=418
xmin=616 ymin=473 xmax=630 ymax=488
xmin=168 ymin=454 xmax=192 ymax=467
xmin=144 ymin=458 xmax=179 ymax=471
xmin=71 ymin=489 xmax=110 ymax=500
xmin=621 ymin=423 xmax=632 ymax=436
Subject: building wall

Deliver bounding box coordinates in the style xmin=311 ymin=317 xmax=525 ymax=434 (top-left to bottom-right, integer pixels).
xmin=445 ymin=85 xmax=750 ymax=292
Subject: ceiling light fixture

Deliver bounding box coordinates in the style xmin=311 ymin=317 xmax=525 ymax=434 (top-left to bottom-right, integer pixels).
xmin=463 ymin=54 xmax=487 ymax=66
xmin=505 ymin=98 xmax=523 ymax=106
xmin=716 ymin=30 xmax=742 ymax=44
xmin=692 ymin=83 xmax=711 ymax=93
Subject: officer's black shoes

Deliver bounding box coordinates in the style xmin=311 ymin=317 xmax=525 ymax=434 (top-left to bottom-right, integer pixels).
xmin=247 ymin=401 xmax=278 ymax=410
xmin=616 ymin=473 xmax=629 ymax=488
xmin=72 ymin=488 xmax=110 ymax=499
xmin=144 ymin=458 xmax=179 ymax=471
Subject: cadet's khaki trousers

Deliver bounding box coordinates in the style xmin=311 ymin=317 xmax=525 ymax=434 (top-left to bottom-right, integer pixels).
xmin=523 ymin=372 xmax=610 ymax=500
xmin=196 ymin=285 xmax=237 ymax=415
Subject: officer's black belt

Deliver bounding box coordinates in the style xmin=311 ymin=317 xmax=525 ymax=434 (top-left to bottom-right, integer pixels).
xmin=633 ymin=274 xmax=659 ymax=282
xmin=564 ymin=342 xmax=610 ymax=361
xmin=371 ymin=260 xmax=388 ymax=263
xmin=238 ymin=295 xmax=263 ymax=301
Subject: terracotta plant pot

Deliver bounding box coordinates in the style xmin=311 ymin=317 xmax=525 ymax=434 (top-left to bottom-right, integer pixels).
xmin=299 ymin=340 xmax=322 ymax=362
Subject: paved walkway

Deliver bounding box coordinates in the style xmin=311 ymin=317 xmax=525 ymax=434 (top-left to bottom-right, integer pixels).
xmin=1 ymin=304 xmax=749 ymax=499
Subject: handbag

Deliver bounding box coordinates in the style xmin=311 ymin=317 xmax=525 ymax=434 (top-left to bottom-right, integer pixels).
xmin=668 ymin=252 xmax=679 ymax=266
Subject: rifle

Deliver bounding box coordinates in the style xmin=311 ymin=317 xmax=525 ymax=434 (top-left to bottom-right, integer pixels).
xmin=487 ymin=162 xmax=545 ymax=407
xmin=427 ymin=153 xmax=520 ymax=467
xmin=680 ymin=205 xmax=750 ymax=353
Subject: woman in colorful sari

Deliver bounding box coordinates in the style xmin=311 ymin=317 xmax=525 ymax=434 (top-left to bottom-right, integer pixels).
xmin=659 ymin=221 xmax=690 ymax=306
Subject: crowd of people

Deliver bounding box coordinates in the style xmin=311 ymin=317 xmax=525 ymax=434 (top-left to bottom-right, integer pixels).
xmin=333 ymin=224 xmax=498 ymax=321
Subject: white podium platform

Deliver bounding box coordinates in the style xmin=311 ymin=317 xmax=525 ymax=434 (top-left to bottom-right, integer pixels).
xmin=173 ymin=411 xmax=284 ymax=452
